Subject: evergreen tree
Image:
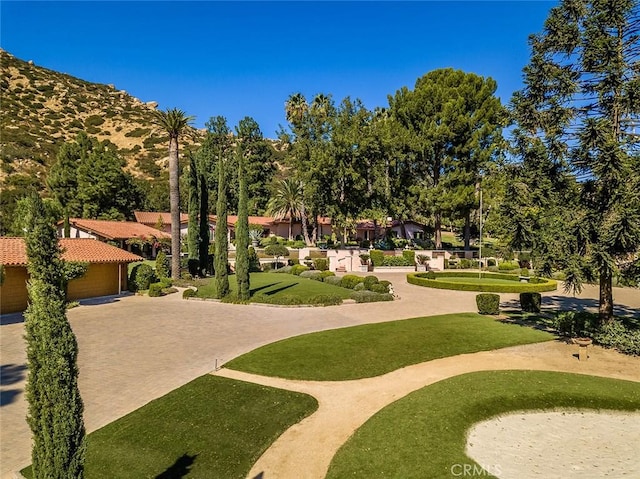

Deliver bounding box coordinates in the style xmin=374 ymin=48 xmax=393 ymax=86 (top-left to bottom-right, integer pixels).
xmin=234 ymin=117 xmax=254 ymax=300
xmin=512 ymin=0 xmax=640 ymax=322
xmin=47 ymin=141 xmax=80 ymax=237
xmin=213 ymin=118 xmax=231 ymax=298
xmin=187 ymin=153 xmax=199 ymax=260
xmin=198 ymin=171 xmax=210 ymax=276
xmin=23 ymin=192 xmax=86 ymax=478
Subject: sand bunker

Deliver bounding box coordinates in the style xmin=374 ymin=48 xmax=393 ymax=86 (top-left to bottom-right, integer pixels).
xmin=466 ymin=410 xmax=640 ymax=478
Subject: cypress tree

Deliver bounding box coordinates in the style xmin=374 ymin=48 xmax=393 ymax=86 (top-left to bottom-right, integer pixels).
xmin=198 ymin=171 xmax=210 ymax=276
xmin=187 ymin=153 xmax=199 ymax=260
xmin=24 ymin=192 xmax=86 ymax=478
xmin=214 ymin=145 xmax=229 ymax=298
xmin=235 ymin=119 xmax=251 ymax=300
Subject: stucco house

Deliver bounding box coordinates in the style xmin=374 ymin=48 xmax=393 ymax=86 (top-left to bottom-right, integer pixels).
xmin=59 ymin=218 xmax=171 ymax=258
xmin=0 ymin=237 xmax=142 ymax=315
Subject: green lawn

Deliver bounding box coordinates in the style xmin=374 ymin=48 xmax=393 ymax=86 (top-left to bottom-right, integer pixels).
xmin=196 ymin=272 xmax=353 ymax=302
xmin=22 ymin=375 xmax=317 ymax=479
xmin=224 ymin=313 xmax=554 ymax=380
xmin=327 ymin=371 xmax=640 ymax=479
xmin=436 ymin=277 xmax=522 ymax=284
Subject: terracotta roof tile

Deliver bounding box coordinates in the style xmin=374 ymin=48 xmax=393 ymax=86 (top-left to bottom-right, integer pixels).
xmin=134 ymin=211 xmax=189 ymax=226
xmin=68 ymin=218 xmax=170 ymax=241
xmin=0 ymin=237 xmax=143 ymax=266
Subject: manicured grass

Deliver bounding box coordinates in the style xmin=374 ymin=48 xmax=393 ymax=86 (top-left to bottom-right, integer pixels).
xmin=196 ymin=272 xmax=353 ymax=302
xmin=437 ymin=277 xmax=525 ymax=284
xmin=225 ymin=313 xmax=554 ymax=380
xmin=22 ymin=375 xmax=317 ymax=479
xmin=407 ymin=271 xmax=558 ymax=293
xmin=327 ymin=371 xmax=640 ymax=479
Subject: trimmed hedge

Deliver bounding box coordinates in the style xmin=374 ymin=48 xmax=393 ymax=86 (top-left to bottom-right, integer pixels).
xmin=406 ymin=272 xmax=557 ymax=293
xmin=340 ymin=274 xmax=366 ymax=289
xmin=370 ymin=250 xmax=385 ymax=267
xmin=351 ymin=290 xmax=394 ymax=303
xmin=476 ymin=293 xmax=500 ymax=315
xmin=148 ymin=282 xmax=164 ymax=297
xmin=182 ymin=288 xmax=197 ymax=299
xmin=313 ymin=258 xmax=329 ymax=271
xmin=520 ymin=292 xmax=542 ymax=313
xmin=129 ymin=263 xmax=157 ymax=292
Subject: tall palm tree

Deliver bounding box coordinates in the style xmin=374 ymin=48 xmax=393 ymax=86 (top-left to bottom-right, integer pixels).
xmin=285 ymin=93 xmax=308 ymax=128
xmin=266 ymin=179 xmax=304 ymax=241
xmin=153 ymin=107 xmax=194 ymax=280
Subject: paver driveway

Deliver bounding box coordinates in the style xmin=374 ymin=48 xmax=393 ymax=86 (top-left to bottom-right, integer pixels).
xmin=1 ymin=275 xmax=638 ymax=477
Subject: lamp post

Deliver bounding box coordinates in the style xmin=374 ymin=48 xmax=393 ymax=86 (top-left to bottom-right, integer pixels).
xmin=479 ymin=184 xmax=483 ymax=279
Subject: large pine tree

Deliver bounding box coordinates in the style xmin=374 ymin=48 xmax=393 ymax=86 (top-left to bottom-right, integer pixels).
xmin=24 ymin=192 xmax=86 ymax=478
xmin=512 ymin=0 xmax=640 ymax=322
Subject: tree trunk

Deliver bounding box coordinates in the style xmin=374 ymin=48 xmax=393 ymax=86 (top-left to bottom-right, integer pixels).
xmin=434 ymin=212 xmax=442 ymax=249
xmin=300 ymin=201 xmax=311 ymax=246
xmin=288 ymin=217 xmax=293 ymax=241
xmin=64 ymin=209 xmax=70 ymax=238
xmin=169 ymin=136 xmax=181 ymax=280
xmin=463 ymin=211 xmax=470 ymax=251
xmin=599 ymin=267 xmax=614 ymax=324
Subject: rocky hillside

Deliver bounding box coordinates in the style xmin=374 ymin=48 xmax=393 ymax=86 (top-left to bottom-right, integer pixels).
xmin=0 ymin=48 xmax=203 ymax=185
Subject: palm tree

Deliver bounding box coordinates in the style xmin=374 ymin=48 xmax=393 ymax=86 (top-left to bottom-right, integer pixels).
xmin=266 ymin=179 xmax=304 ymax=241
xmin=153 ymin=107 xmax=194 ymax=280
xmin=285 ymin=93 xmax=308 ymax=128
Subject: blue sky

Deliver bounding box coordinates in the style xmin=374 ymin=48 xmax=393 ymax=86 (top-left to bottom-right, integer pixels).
xmin=1 ymin=1 xmax=556 ymax=138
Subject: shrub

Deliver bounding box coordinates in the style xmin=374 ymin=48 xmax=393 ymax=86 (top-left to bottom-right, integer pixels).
xmin=299 ymin=270 xmax=323 ymax=281
xmin=406 ymin=272 xmax=557 ymax=293
xmin=383 ymin=256 xmax=412 ymax=266
xmin=520 ymin=292 xmax=541 ymax=313
xmin=370 ymin=283 xmax=390 ymax=294
xmin=313 ymin=258 xmax=329 ymax=271
xmin=593 ymin=321 xmax=640 ymax=356
xmin=323 ymin=276 xmax=343 ymax=287
xmin=459 ymin=258 xmax=472 ymax=269
xmin=416 ymin=254 xmax=430 ymax=265
xmin=402 ymin=250 xmax=415 ymax=264
xmin=248 ymin=246 xmax=262 ymax=272
xmin=320 ymin=271 xmax=336 ymax=279
xmin=264 ymin=243 xmax=290 ymax=259
xmin=378 ymin=280 xmax=392 ymax=291
xmin=129 ymin=263 xmax=156 ymax=292
xmin=487 ymin=259 xmax=497 ymax=267
xmin=520 ymin=268 xmax=530 ymax=277
xmin=370 ymin=249 xmax=385 ymax=267
xmin=272 ymin=265 xmax=293 ymax=274
xmin=180 ymin=271 xmax=192 ymax=280
xmin=354 ymin=282 xmax=366 ymax=291
xmin=291 ymin=264 xmax=310 ymax=276
xmin=553 ymin=311 xmax=599 ymax=338
xmin=363 ymin=275 xmax=379 ymax=290
xmin=308 ymin=294 xmax=343 ymax=306
xmin=351 ymin=290 xmax=394 ymax=303
xmin=476 ymin=293 xmax=500 ymax=315
xmin=148 ymin=282 xmax=164 ymax=297
xmin=252 ymin=293 xmax=303 ymax=306
xmin=182 ymin=288 xmax=197 ymax=299
xmin=498 ymin=260 xmax=520 ymax=271
xmin=155 ymin=251 xmax=169 ymax=279
xmin=340 ymin=274 xmax=365 ymax=289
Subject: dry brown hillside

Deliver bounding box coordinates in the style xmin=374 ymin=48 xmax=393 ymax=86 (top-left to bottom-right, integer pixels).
xmin=0 ymin=48 xmax=203 ymax=186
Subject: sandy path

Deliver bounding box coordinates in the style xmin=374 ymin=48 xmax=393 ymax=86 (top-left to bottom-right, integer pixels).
xmin=214 ymin=340 xmax=640 ymax=479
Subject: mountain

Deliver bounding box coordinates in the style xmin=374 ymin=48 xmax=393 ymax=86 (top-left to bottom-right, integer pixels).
xmin=1 ymin=48 xmax=204 ymax=184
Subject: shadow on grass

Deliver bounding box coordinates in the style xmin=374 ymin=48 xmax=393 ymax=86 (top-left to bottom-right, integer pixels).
xmin=155 ymin=453 xmax=198 ymax=479
xmin=262 ymin=283 xmax=298 ymax=296
xmin=250 ymin=282 xmax=282 ymax=295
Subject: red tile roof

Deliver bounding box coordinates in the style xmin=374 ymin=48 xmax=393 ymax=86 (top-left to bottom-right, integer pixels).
xmin=68 ymin=218 xmax=170 ymax=241
xmin=134 ymin=211 xmax=189 ymax=226
xmin=0 ymin=237 xmax=143 ymax=266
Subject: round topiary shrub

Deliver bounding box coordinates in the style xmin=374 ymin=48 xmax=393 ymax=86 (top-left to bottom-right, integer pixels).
xmin=291 ymin=264 xmax=310 ymax=275
xmin=323 ymin=276 xmax=343 ymax=286
xmin=476 ymin=293 xmax=500 ymax=315
xmin=370 ymin=283 xmax=390 ymax=294
xmin=340 ymin=274 xmax=365 ymax=289
xmin=354 ymin=282 xmax=366 ymax=291
xmin=182 ymin=288 xmax=197 ymax=299
xmin=300 ymin=270 xmax=324 ymax=281
xmin=321 ymin=270 xmax=336 ymax=279
xmin=520 ymin=292 xmax=542 ymax=313
xmin=129 ymin=263 xmax=157 ymax=292
xmin=363 ymin=275 xmax=379 ymax=290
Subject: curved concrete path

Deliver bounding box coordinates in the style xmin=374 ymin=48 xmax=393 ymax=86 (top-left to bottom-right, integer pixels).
xmin=216 ymin=341 xmax=640 ymax=479
xmin=1 ymin=274 xmax=638 ymax=477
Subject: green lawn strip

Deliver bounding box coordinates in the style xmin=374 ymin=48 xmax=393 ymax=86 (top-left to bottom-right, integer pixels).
xmin=225 ymin=314 xmax=554 ymax=380
xmin=21 ymin=375 xmax=317 ymax=479
xmin=435 ymin=277 xmax=527 ymax=285
xmin=196 ymin=272 xmax=353 ymax=302
xmin=327 ymin=371 xmax=640 ymax=479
